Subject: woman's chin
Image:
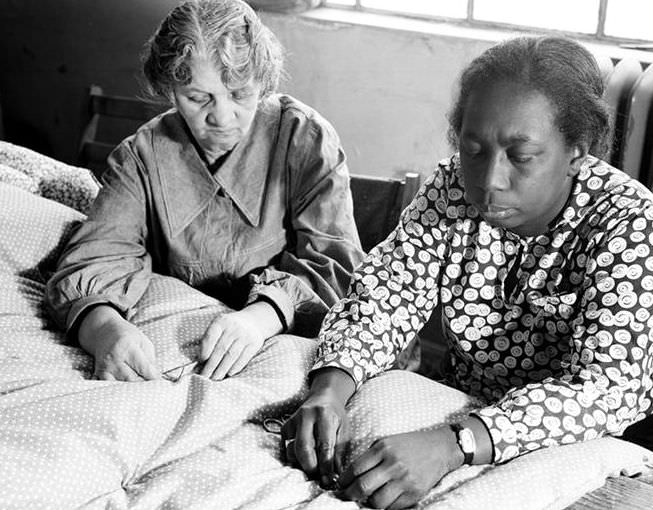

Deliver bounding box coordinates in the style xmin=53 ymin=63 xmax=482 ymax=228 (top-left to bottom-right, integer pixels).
xmin=201 ymin=140 xmax=238 ymax=160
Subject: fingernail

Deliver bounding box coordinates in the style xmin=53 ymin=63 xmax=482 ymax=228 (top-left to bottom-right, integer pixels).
xmin=321 ymin=473 xmax=340 ymax=491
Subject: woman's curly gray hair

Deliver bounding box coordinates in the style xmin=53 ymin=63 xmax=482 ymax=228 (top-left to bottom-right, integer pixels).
xmin=448 ymin=36 xmax=611 ymax=158
xmin=142 ymin=0 xmax=284 ymax=101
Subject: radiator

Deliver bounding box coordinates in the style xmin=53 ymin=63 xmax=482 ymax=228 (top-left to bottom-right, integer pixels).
xmin=602 ymin=56 xmax=653 ymax=189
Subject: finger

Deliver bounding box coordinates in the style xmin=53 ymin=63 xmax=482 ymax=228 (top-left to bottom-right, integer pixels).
xmin=94 ymin=369 xmax=117 ymax=381
xmin=280 ymin=414 xmax=297 ymax=442
xmin=200 ymin=330 xmax=233 ymax=378
xmin=341 ymin=463 xmax=390 ymax=504
xmin=281 ymin=417 xmax=297 ymax=464
xmin=294 ymin=415 xmax=318 ymax=476
xmin=369 ymin=479 xmax=405 ymax=510
xmin=119 ymin=364 xmax=146 ymax=382
xmin=210 ymin=340 xmax=242 ymax=380
xmin=226 ymin=343 xmax=258 ymax=377
xmin=339 ymin=446 xmax=385 ymax=498
xmin=387 ymin=492 xmax=418 ymax=510
xmin=284 ymin=439 xmax=297 ymax=465
xmin=334 ymin=421 xmax=350 ymax=476
xmin=129 ymin=349 xmax=161 ymax=380
xmin=199 ymin=320 xmax=224 ymax=362
xmin=95 ymin=361 xmax=140 ymax=382
xmin=316 ymin=413 xmax=338 ymax=488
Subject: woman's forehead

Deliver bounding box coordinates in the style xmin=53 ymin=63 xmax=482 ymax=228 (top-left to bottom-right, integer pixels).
xmin=182 ymin=57 xmax=258 ymax=92
xmin=466 ymin=83 xmax=555 ymax=118
xmin=461 ymin=83 xmax=559 ymax=141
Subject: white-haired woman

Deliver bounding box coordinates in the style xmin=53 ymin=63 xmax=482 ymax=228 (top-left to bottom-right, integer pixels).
xmin=47 ymin=0 xmax=364 ymax=382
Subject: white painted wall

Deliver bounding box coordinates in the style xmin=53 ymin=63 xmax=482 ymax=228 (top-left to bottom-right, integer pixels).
xmin=261 ymin=11 xmax=495 ymax=179
xmin=0 ymin=3 xmax=498 ymax=176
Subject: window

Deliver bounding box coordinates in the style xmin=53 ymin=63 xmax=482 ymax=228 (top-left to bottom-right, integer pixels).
xmin=323 ymin=0 xmax=653 ymax=43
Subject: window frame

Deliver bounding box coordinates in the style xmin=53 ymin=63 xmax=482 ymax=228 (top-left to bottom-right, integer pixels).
xmin=322 ymin=0 xmax=653 ymax=46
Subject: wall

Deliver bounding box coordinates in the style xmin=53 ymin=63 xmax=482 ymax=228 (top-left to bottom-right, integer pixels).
xmin=0 ymin=3 xmax=495 ymax=177
xmin=0 ymin=0 xmax=179 ymax=162
xmin=261 ymin=11 xmax=495 ymax=178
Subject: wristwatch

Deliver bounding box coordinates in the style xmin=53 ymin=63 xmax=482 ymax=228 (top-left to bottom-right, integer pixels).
xmin=450 ymin=423 xmax=476 ymax=465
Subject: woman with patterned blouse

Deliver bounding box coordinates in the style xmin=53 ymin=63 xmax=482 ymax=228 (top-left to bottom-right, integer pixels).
xmin=283 ymin=36 xmax=653 ymax=509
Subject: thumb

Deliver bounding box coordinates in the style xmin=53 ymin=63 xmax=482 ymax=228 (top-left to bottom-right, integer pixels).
xmin=281 ymin=414 xmax=297 ymax=442
xmin=131 ymin=348 xmax=161 ymax=380
xmin=281 ymin=416 xmax=298 ymax=464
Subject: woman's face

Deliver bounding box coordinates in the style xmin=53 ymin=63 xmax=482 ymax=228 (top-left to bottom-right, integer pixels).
xmin=173 ymin=57 xmax=262 ymax=163
xmin=459 ymin=81 xmax=585 ymax=237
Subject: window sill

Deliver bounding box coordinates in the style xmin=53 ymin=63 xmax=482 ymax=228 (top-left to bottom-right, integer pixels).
xmin=290 ymin=7 xmax=653 ymax=65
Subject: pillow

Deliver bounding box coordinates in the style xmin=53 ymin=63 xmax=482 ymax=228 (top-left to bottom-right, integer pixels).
xmin=0 ymin=183 xmax=93 ymax=379
xmin=0 ymin=183 xmax=85 ymax=280
xmin=0 ymin=141 xmax=99 ymax=214
xmin=0 ymin=163 xmax=38 ymax=193
xmin=345 ymin=371 xmax=653 ymax=510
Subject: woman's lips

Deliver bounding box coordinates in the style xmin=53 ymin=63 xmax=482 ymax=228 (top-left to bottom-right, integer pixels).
xmin=476 ymin=203 xmax=517 ymax=220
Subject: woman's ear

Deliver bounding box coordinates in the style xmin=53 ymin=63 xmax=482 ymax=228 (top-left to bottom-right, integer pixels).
xmin=568 ymin=143 xmax=589 ymax=177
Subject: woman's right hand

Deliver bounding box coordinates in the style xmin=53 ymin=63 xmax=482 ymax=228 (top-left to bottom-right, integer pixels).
xmin=77 ymin=305 xmax=160 ymax=381
xmin=281 ymin=367 xmax=356 ymax=488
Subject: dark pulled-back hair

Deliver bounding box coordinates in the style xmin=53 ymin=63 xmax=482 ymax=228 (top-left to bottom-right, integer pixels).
xmin=141 ymin=0 xmax=284 ymax=102
xmin=448 ymin=36 xmax=611 ymax=158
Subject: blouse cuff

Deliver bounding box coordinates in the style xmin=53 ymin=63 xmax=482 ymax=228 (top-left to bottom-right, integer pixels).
xmin=310 ymin=357 xmax=367 ymax=391
xmin=65 ymin=297 xmax=125 ymax=334
xmin=246 ymin=284 xmax=295 ymax=332
xmin=474 ymin=405 xmax=522 ymax=464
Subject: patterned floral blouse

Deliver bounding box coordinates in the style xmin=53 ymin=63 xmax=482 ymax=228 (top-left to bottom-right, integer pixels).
xmin=313 ymin=154 xmax=653 ymax=463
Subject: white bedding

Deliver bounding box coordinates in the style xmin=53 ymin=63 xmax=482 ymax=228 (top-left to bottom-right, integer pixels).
xmin=1 ymin=158 xmax=652 ymax=510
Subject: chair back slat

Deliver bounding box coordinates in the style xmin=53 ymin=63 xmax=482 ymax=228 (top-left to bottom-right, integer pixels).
xmin=350 ymin=172 xmax=421 ymax=252
xmin=78 ymin=85 xmax=166 ymax=177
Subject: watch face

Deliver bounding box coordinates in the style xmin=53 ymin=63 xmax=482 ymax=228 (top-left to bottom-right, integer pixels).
xmin=459 ymin=428 xmax=475 ymax=453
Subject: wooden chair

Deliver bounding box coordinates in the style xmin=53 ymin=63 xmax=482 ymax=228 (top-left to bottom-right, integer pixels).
xmin=78 ymin=85 xmax=166 ymax=176
xmin=350 ymin=172 xmax=421 ymax=251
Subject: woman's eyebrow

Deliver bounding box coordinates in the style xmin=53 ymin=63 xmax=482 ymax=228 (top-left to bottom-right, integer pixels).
xmin=505 ymin=133 xmax=536 ymax=144
xmin=183 ymin=87 xmax=209 ymax=94
xmin=460 ymin=132 xmax=537 ymax=144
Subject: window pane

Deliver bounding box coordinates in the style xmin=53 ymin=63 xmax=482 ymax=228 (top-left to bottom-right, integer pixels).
xmin=361 ymin=0 xmax=467 ymax=19
xmin=474 ymin=0 xmax=599 ymax=34
xmin=605 ymin=0 xmax=653 ymax=40
xmin=325 ymin=0 xmax=356 ymax=5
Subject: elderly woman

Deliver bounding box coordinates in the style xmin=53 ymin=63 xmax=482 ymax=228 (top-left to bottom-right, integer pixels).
xmin=46 ymin=0 xmax=364 ymax=381
xmin=283 ymin=36 xmax=653 ymax=509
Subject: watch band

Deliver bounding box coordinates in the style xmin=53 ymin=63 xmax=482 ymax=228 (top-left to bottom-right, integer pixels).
xmin=450 ymin=423 xmax=476 ymax=465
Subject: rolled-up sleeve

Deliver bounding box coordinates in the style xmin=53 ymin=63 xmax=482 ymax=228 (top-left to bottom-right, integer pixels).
xmin=46 ymin=143 xmax=152 ymax=332
xmin=246 ymin=115 xmax=366 ymax=336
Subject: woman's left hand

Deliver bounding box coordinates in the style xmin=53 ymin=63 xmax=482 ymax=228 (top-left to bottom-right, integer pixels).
xmin=337 ymin=426 xmax=463 ymax=510
xmin=199 ymin=301 xmax=284 ymax=380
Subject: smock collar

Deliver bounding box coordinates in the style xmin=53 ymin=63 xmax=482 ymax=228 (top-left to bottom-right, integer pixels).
xmin=153 ymin=99 xmax=281 ymax=236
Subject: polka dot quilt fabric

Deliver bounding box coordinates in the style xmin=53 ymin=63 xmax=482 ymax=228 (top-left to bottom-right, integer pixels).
xmin=345 ymin=370 xmax=653 ymax=510
xmin=0 ymin=156 xmax=652 ymax=509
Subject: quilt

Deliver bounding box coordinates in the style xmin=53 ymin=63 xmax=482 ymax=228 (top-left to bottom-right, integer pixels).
xmin=0 ymin=143 xmax=652 ymax=510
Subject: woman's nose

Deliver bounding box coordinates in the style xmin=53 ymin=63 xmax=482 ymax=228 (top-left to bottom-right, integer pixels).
xmin=483 ymin=153 xmax=511 ymax=191
xmin=207 ymin=100 xmax=235 ymax=127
